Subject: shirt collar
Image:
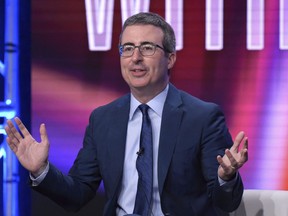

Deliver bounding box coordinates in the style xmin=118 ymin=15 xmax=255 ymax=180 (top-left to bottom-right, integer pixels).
xmin=129 ymin=84 xmax=169 ymax=120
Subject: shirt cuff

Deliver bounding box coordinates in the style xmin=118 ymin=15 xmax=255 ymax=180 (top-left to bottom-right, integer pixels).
xmin=218 ymin=172 xmax=238 ymax=192
xmin=30 ymin=162 xmax=50 ymax=187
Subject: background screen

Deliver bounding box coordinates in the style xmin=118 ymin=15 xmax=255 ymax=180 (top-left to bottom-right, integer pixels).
xmin=31 ymin=0 xmax=288 ymax=215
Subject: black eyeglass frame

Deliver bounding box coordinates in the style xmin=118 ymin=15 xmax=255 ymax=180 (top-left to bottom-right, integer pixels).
xmin=119 ymin=42 xmax=166 ymax=57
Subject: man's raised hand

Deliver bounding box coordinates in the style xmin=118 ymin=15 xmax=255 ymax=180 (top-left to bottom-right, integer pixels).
xmin=4 ymin=117 xmax=50 ymax=177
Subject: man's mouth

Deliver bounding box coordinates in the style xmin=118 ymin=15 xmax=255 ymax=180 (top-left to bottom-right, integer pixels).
xmin=130 ymin=68 xmax=148 ymax=76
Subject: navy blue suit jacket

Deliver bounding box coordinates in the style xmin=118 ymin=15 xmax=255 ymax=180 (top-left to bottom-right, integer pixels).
xmin=34 ymin=84 xmax=243 ymax=216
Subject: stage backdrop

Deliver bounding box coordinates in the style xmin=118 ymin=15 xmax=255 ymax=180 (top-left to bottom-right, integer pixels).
xmin=31 ymin=0 xmax=288 ymax=215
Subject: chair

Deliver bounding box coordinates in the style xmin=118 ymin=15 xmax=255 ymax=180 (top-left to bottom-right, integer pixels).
xmin=229 ymin=189 xmax=288 ymax=216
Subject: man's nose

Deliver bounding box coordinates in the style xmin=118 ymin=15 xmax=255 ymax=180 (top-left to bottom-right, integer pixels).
xmin=131 ymin=47 xmax=143 ymax=62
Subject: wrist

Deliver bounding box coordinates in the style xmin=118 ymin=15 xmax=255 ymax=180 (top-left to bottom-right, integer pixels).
xmin=219 ymin=172 xmax=237 ymax=181
xmin=31 ymin=162 xmax=48 ymax=178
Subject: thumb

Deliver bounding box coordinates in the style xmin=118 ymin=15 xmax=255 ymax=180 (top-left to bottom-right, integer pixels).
xmin=39 ymin=123 xmax=49 ymax=144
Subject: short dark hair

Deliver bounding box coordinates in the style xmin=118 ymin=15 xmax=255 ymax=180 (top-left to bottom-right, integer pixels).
xmin=119 ymin=12 xmax=176 ymax=53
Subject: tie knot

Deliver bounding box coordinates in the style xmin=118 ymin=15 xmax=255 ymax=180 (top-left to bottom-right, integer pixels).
xmin=138 ymin=104 xmax=149 ymax=115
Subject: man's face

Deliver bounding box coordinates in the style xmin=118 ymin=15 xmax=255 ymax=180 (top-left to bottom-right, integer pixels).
xmin=120 ymin=24 xmax=176 ymax=98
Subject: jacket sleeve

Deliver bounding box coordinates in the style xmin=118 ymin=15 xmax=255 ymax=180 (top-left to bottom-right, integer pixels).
xmin=32 ymin=114 xmax=102 ymax=212
xmin=200 ymin=104 xmax=243 ymax=212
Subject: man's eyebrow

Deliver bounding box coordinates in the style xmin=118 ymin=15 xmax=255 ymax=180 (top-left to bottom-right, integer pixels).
xmin=121 ymin=42 xmax=135 ymax=46
xmin=141 ymin=41 xmax=153 ymax=45
xmin=122 ymin=41 xmax=154 ymax=46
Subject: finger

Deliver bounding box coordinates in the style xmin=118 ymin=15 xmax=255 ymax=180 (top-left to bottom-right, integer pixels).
xmin=240 ymin=146 xmax=248 ymax=163
xmin=217 ymin=155 xmax=227 ymax=170
xmin=6 ymin=136 xmax=18 ymax=152
xmin=232 ymin=131 xmax=245 ymax=149
xmin=218 ymin=155 xmax=238 ymax=177
xmin=243 ymin=137 xmax=248 ymax=150
xmin=4 ymin=124 xmax=22 ymax=149
xmin=237 ymin=137 xmax=248 ymax=162
xmin=217 ymin=155 xmax=230 ymax=171
xmin=6 ymin=119 xmax=23 ymax=141
xmin=15 ymin=117 xmax=32 ymax=138
xmin=224 ymin=149 xmax=238 ymax=168
xmin=4 ymin=124 xmax=13 ymax=139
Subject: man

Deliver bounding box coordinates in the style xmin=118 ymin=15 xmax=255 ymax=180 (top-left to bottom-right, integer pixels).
xmin=5 ymin=12 xmax=248 ymax=216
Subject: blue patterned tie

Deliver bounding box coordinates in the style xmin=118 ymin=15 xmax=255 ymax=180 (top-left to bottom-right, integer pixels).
xmin=133 ymin=104 xmax=153 ymax=216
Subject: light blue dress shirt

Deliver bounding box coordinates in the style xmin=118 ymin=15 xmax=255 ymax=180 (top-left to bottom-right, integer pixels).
xmin=116 ymin=85 xmax=169 ymax=216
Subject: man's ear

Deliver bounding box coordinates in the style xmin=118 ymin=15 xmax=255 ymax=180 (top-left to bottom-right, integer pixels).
xmin=167 ymin=52 xmax=177 ymax=70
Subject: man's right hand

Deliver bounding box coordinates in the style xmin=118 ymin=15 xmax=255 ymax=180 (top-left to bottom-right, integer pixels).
xmin=4 ymin=117 xmax=50 ymax=177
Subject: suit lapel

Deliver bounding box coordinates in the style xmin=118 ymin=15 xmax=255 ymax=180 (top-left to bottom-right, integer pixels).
xmin=107 ymin=95 xmax=130 ymax=196
xmin=158 ymin=84 xmax=183 ymax=195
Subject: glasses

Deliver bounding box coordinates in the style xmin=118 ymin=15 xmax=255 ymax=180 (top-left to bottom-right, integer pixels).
xmin=119 ymin=42 xmax=165 ymax=57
